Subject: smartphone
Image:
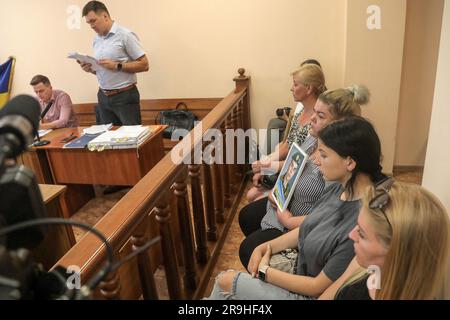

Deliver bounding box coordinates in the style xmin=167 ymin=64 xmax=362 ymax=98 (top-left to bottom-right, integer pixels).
xmin=60 ymin=134 xmax=77 ymax=143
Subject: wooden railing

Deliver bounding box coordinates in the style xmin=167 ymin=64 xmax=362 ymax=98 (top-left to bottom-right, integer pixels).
xmin=54 ymin=69 xmax=251 ymax=299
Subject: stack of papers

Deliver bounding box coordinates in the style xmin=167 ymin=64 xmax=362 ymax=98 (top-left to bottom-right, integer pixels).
xmin=111 ymin=126 xmax=150 ymax=143
xmin=88 ymin=126 xmax=152 ymax=151
xmin=82 ymin=124 xmax=113 ymax=135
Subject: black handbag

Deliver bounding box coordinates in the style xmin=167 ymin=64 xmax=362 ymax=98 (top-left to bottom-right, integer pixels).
xmin=156 ymin=102 xmax=198 ymax=139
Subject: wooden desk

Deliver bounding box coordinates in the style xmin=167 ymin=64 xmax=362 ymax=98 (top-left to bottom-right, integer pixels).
xmin=32 ymin=184 xmax=76 ymax=270
xmin=34 ymin=125 xmax=165 ymax=186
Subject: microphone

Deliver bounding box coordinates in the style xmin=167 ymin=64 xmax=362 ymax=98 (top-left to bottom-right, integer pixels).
xmin=0 ymin=95 xmax=41 ymax=159
xmin=0 ymin=95 xmax=46 ymax=250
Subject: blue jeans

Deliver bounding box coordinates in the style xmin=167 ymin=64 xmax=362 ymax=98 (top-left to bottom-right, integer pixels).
xmin=206 ymin=271 xmax=313 ymax=300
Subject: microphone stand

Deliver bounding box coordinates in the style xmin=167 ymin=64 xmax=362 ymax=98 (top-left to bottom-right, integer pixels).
xmin=33 ymin=131 xmax=50 ymax=147
xmin=33 ymin=101 xmax=53 ymax=147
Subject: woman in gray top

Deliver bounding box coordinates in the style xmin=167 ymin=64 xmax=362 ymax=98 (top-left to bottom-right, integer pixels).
xmin=207 ymin=116 xmax=386 ymax=300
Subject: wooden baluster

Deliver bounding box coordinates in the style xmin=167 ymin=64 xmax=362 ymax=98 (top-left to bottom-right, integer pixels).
xmin=99 ymin=270 xmax=121 ymax=300
xmin=237 ymin=100 xmax=248 ymax=175
xmin=173 ymin=168 xmax=198 ymax=290
xmin=212 ymin=158 xmax=225 ymax=224
xmin=225 ymin=114 xmax=237 ymax=193
xmin=221 ymin=123 xmax=232 ymax=208
xmin=234 ymin=68 xmax=251 ymax=131
xmin=189 ymin=164 xmax=209 ymax=264
xmin=130 ymin=220 xmax=158 ymax=300
xmin=238 ymin=100 xmax=245 ymax=131
xmin=202 ymin=162 xmax=217 ymax=241
xmin=232 ymin=106 xmax=244 ymax=179
xmin=234 ymin=69 xmax=252 ymax=177
xmin=155 ymin=195 xmax=183 ymax=299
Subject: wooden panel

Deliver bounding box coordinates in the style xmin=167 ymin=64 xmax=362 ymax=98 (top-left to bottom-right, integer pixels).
xmin=47 ymin=149 xmax=143 ymax=186
xmin=32 ymin=185 xmax=75 ymax=270
xmin=91 ymin=210 xmax=163 ymax=300
xmin=63 ymin=184 xmax=95 ymax=216
xmin=19 ymin=149 xmax=53 ymax=184
xmin=138 ymin=132 xmax=165 ymax=176
xmin=73 ymin=98 xmax=221 ymax=127
xmin=40 ymin=184 xmax=66 ymax=203
xmin=41 ymin=126 xmax=165 ymax=186
xmin=19 ymin=144 xmax=95 ymax=215
xmin=139 ymin=98 xmax=222 ymax=110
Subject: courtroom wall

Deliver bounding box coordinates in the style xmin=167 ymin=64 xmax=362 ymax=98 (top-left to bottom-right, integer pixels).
xmin=0 ymin=0 xmax=346 ymax=135
xmin=395 ymin=0 xmax=444 ymax=167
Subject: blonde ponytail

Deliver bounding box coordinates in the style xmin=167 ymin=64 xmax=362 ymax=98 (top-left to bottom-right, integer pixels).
xmin=347 ymin=85 xmax=370 ymax=106
xmin=318 ymin=85 xmax=371 ymax=119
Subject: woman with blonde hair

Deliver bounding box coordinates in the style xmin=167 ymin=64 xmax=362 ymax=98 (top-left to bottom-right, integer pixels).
xmin=319 ymin=181 xmax=450 ymax=300
xmin=248 ymin=63 xmax=327 ymax=202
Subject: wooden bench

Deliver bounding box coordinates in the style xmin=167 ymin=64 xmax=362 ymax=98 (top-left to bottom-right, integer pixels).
xmin=73 ymin=98 xmax=222 ymax=151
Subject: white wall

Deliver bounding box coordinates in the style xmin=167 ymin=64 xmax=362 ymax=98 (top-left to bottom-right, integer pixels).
xmin=395 ymin=0 xmax=444 ymax=167
xmin=0 ymin=0 xmax=346 ymax=132
xmin=344 ymin=0 xmax=407 ymax=174
xmin=0 ymin=0 xmax=420 ymax=174
xmin=422 ymin=3 xmax=450 ymax=298
xmin=423 ymin=0 xmax=450 ymax=213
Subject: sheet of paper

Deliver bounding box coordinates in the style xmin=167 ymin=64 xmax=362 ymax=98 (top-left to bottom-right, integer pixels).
xmin=38 ymin=129 xmax=52 ymax=138
xmin=82 ymin=123 xmax=113 ymax=135
xmin=68 ymin=52 xmax=101 ymax=71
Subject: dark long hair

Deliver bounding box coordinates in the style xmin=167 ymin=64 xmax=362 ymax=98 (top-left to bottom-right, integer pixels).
xmin=318 ymin=116 xmax=386 ymax=197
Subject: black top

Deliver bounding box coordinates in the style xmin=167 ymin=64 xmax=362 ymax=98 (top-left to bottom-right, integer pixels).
xmin=335 ymin=274 xmax=372 ymax=300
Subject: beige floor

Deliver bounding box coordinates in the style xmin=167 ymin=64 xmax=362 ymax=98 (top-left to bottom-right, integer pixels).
xmin=69 ymin=169 xmax=423 ymax=298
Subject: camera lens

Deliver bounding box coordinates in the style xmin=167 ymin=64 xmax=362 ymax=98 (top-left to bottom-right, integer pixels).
xmin=276 ymin=108 xmax=284 ymax=117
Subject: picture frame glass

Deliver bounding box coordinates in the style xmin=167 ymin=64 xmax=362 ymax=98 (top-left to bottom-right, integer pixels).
xmin=271 ymin=142 xmax=309 ymax=212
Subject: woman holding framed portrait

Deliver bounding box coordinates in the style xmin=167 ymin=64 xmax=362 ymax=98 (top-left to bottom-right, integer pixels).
xmin=239 ymin=85 xmax=370 ymax=269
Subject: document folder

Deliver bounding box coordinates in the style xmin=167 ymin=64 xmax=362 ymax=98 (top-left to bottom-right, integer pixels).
xmin=63 ymin=133 xmax=102 ymax=149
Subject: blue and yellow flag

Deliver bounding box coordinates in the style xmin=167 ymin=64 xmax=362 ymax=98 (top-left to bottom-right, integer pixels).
xmin=0 ymin=57 xmax=16 ymax=109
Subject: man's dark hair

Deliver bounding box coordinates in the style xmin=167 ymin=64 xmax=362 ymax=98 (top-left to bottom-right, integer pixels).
xmin=82 ymin=1 xmax=110 ymax=17
xmin=30 ymin=75 xmax=51 ymax=86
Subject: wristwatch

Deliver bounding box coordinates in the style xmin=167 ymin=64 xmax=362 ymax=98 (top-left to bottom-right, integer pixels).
xmin=117 ymin=62 xmax=123 ymax=71
xmin=258 ymin=265 xmax=270 ymax=282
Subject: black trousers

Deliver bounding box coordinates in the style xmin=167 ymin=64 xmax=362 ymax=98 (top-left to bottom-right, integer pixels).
xmin=238 ymin=197 xmax=283 ymax=269
xmin=97 ymin=86 xmax=142 ymax=126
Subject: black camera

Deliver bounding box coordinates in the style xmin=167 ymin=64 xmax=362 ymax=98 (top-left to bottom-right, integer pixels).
xmin=276 ymin=107 xmax=291 ymax=119
xmin=260 ymin=173 xmax=279 ymax=190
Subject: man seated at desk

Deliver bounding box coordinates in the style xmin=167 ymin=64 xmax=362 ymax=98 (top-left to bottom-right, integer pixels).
xmin=30 ymin=75 xmax=79 ymax=130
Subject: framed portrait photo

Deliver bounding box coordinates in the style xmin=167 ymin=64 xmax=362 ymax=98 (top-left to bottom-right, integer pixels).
xmin=271 ymin=142 xmax=309 ymax=212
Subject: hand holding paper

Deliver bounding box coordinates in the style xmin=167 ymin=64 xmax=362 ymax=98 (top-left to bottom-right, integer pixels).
xmin=68 ymin=52 xmax=101 ymax=72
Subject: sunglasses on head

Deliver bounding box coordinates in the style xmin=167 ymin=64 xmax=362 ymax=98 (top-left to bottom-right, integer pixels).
xmin=368 ymin=178 xmax=395 ymax=230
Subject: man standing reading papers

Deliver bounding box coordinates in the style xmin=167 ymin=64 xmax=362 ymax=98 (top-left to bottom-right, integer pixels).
xmin=77 ymin=1 xmax=149 ymax=126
